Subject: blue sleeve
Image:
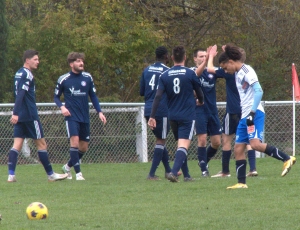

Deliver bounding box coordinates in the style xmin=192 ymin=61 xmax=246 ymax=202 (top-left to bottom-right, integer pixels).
xmin=251 ymin=82 xmax=263 ymax=112
xmin=192 ymin=75 xmax=204 ymax=104
xmin=54 ymin=95 xmax=63 ymax=108
xmin=54 ymin=80 xmax=63 ymax=107
xmin=90 ymin=93 xmax=101 ymax=113
xmin=13 ymin=90 xmax=25 ymax=115
xmin=88 ymin=76 xmax=102 ymax=113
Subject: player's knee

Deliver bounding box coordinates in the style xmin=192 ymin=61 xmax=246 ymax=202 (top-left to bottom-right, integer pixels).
xmin=211 ymin=140 xmax=221 ymax=149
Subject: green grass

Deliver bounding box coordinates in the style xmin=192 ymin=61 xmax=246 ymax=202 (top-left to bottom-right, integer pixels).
xmin=0 ymin=157 xmax=299 ymax=230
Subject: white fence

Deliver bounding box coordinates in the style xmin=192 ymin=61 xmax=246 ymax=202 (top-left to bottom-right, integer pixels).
xmin=0 ymin=102 xmax=299 ymax=164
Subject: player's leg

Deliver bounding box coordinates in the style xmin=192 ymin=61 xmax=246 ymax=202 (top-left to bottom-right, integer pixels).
xmin=248 ymin=110 xmax=296 ymax=177
xmin=30 ymin=120 xmax=67 ymax=182
xmin=72 ymin=122 xmax=90 ymax=180
xmin=8 ymin=124 xmax=24 ymax=182
xmin=212 ymin=113 xmax=239 ymax=177
xmin=227 ymin=119 xmax=248 ymax=189
xmin=207 ymin=134 xmax=221 ymax=164
xmin=68 ymin=135 xmax=82 ymax=177
xmin=146 ymin=116 xmax=168 ymax=180
xmin=195 ymin=113 xmax=209 ymax=176
xmin=206 ymin=114 xmax=221 ymax=165
xmin=166 ymin=120 xmax=194 ymax=182
xmin=62 ymin=121 xmax=74 ymax=178
xmin=246 ymin=145 xmax=258 ymax=177
xmin=211 ymin=133 xmax=233 ymax=177
xmin=197 ymin=134 xmax=209 ymax=176
xmin=62 ymin=120 xmax=82 ymax=180
xmin=159 ymin=117 xmax=174 ymax=176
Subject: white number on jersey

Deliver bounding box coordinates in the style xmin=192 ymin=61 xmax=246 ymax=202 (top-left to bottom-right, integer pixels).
xmin=173 ymin=78 xmax=180 ymax=94
xmin=149 ymin=74 xmax=156 ymax=90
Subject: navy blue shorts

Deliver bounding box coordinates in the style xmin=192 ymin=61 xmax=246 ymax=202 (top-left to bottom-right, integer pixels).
xmin=66 ymin=120 xmax=90 ymax=142
xmin=170 ymin=120 xmax=195 ymax=141
xmin=222 ymin=113 xmax=241 ymax=135
xmin=14 ymin=120 xmax=44 ymax=139
xmin=195 ymin=113 xmax=221 ymax=136
xmin=145 ymin=116 xmax=170 ymax=139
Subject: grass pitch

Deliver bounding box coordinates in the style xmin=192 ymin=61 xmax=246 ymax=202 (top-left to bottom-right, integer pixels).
xmin=0 ymin=157 xmax=299 ymax=230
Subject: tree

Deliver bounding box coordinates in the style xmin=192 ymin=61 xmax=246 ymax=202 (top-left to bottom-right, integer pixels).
xmin=4 ymin=0 xmax=300 ymax=102
xmin=4 ymin=0 xmax=164 ymax=102
xmin=0 ymin=0 xmax=9 ymax=102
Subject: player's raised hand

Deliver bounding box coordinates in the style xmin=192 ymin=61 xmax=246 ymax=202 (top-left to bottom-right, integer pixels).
xmin=99 ymin=112 xmax=107 ymax=125
xmin=148 ymin=118 xmax=156 ymax=130
xmin=209 ymin=44 xmax=218 ymax=57
xmin=60 ymin=106 xmax=71 ymax=117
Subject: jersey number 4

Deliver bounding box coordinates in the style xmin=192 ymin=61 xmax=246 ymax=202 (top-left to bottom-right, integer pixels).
xmin=149 ymin=74 xmax=156 ymax=90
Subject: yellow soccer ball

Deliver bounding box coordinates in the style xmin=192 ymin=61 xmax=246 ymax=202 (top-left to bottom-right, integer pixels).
xmin=26 ymin=202 xmax=48 ymax=220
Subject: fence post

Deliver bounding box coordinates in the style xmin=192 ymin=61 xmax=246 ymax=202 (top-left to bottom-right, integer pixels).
xmin=136 ymin=106 xmax=148 ymax=162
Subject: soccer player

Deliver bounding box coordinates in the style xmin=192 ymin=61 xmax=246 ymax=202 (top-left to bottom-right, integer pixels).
xmin=8 ymin=50 xmax=68 ymax=182
xmin=54 ymin=52 xmax=107 ymax=181
xmin=148 ymin=46 xmax=205 ymax=182
xmin=207 ymin=45 xmax=258 ymax=178
xmin=139 ymin=46 xmax=175 ymax=180
xmin=191 ymin=48 xmax=222 ymax=177
xmin=218 ymin=44 xmax=296 ymax=189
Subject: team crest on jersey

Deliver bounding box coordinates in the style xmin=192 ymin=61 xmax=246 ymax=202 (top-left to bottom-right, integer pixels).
xmin=81 ymin=81 xmax=86 ymax=86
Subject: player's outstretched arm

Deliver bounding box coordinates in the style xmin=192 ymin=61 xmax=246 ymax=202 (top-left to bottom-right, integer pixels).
xmin=195 ymin=46 xmax=212 ymax=76
xmin=207 ymin=44 xmax=218 ymax=73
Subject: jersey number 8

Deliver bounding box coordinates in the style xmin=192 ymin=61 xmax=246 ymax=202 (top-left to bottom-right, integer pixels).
xmin=173 ymin=78 xmax=180 ymax=94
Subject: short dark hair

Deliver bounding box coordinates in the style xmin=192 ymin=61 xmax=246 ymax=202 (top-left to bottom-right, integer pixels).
xmin=67 ymin=52 xmax=85 ymax=64
xmin=219 ymin=44 xmax=242 ymax=64
xmin=193 ymin=48 xmax=206 ymax=58
xmin=155 ymin=46 xmax=168 ymax=60
xmin=172 ymin=46 xmax=185 ymax=63
xmin=23 ymin=50 xmax=38 ymax=63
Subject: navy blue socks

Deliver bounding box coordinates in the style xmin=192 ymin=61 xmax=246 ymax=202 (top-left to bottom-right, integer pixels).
xmin=70 ymin=147 xmax=80 ymax=173
xmin=8 ymin=148 xmax=19 ymax=175
xmin=236 ymin=160 xmax=247 ymax=184
xmin=197 ymin=147 xmax=207 ymax=172
xmin=38 ymin=150 xmax=53 ymax=175
xmin=222 ymin=150 xmax=232 ymax=173
xmin=149 ymin=144 xmax=164 ymax=176
xmin=172 ymin=147 xmax=187 ymax=175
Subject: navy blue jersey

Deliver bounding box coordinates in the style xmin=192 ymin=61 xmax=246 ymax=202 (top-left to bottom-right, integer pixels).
xmin=191 ymin=68 xmax=220 ymax=114
xmin=140 ymin=62 xmax=169 ymax=117
xmin=13 ymin=67 xmax=39 ymax=122
xmin=54 ymin=71 xmax=99 ymax=123
xmin=158 ymin=66 xmax=200 ymax=120
xmin=214 ymin=68 xmax=241 ymax=114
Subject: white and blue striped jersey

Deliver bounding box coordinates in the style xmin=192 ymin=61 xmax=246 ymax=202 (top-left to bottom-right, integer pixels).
xmin=235 ymin=64 xmax=264 ymax=118
xmin=140 ymin=62 xmax=169 ymax=117
xmin=54 ymin=71 xmax=100 ymax=123
xmin=13 ymin=67 xmax=39 ymax=122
